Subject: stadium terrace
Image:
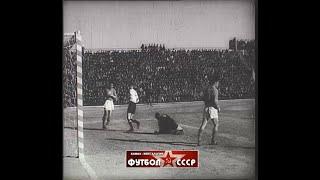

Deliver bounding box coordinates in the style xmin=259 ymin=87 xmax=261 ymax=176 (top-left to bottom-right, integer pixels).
xmin=63 ymin=41 xmax=255 ymax=107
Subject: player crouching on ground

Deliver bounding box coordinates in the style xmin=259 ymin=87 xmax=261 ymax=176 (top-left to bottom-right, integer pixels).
xmin=154 ymin=112 xmax=184 ymax=135
xmin=197 ymin=77 xmax=220 ymax=146
xmin=127 ymin=84 xmax=140 ymax=132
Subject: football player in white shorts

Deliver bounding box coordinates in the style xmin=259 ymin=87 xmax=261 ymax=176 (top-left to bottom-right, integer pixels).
xmin=102 ymin=83 xmax=117 ymax=129
xmin=127 ymin=84 xmax=140 ymax=132
xmin=197 ymin=78 xmax=220 ymax=146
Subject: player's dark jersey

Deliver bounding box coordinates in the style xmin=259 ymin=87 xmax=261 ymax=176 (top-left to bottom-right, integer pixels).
xmin=203 ymin=86 xmax=219 ymax=109
xmin=157 ymin=114 xmax=179 ymax=133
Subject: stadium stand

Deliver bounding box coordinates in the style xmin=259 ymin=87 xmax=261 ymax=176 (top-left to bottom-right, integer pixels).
xmin=63 ymin=40 xmax=255 ymax=106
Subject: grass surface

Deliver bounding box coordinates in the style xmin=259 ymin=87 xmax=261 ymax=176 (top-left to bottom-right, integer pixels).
xmin=64 ymin=99 xmax=255 ymax=179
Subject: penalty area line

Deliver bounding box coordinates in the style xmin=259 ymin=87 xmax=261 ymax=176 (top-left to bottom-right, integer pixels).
xmin=79 ymin=156 xmax=98 ymax=180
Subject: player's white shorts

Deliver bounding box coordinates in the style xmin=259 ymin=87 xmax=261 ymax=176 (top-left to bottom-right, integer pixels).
xmin=104 ymin=100 xmax=114 ymax=111
xmin=177 ymin=125 xmax=183 ymax=131
xmin=203 ymin=106 xmax=218 ymax=120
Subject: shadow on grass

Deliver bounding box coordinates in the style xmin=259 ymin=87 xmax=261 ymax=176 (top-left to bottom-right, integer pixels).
xmin=199 ymin=144 xmax=255 ymax=149
xmin=123 ymin=131 xmax=156 ymax=135
xmin=105 ymin=138 xmax=197 ymax=147
xmin=67 ymin=127 xmax=158 ymax=133
xmin=219 ymin=145 xmax=255 ymax=149
xmin=64 ymin=126 xmax=77 ymax=130
xmin=79 ymin=127 xmax=125 ymax=132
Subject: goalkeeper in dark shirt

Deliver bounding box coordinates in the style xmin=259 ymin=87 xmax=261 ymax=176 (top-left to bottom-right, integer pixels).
xmin=154 ymin=112 xmax=184 ymax=135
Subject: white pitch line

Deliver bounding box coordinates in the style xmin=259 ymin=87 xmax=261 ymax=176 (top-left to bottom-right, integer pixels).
xmin=79 ymin=156 xmax=98 ymax=180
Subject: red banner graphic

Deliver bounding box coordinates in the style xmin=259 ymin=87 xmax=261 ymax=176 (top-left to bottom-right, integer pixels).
xmin=126 ymin=150 xmax=199 ymax=168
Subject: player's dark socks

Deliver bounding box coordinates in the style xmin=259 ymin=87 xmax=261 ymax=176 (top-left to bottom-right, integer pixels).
xmin=196 ymin=140 xmax=201 ymax=146
xmin=128 ymin=122 xmax=134 ymax=131
xmin=102 ymin=119 xmax=106 ymax=129
xmin=102 ymin=111 xmax=107 ymax=128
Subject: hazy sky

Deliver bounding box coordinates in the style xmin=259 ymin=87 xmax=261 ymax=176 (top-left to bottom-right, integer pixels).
xmin=64 ymin=0 xmax=255 ymax=49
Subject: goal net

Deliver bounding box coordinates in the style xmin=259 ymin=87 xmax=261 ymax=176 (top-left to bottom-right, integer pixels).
xmin=63 ymin=32 xmax=81 ymax=158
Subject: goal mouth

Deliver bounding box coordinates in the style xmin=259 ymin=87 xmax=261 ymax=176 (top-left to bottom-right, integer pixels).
xmin=63 ymin=31 xmax=83 ymax=158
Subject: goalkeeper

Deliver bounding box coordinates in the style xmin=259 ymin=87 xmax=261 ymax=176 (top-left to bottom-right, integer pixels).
xmin=154 ymin=112 xmax=184 ymax=135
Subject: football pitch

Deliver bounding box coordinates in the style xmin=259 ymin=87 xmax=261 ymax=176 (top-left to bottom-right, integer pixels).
xmin=64 ymin=99 xmax=255 ymax=179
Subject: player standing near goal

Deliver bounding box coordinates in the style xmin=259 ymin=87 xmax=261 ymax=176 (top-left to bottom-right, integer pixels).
xmin=102 ymin=83 xmax=117 ymax=129
xmin=127 ymin=84 xmax=140 ymax=132
xmin=197 ymin=77 xmax=221 ymax=146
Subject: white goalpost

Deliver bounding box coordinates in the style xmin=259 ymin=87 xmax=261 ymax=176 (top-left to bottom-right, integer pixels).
xmin=63 ymin=31 xmax=84 ymax=159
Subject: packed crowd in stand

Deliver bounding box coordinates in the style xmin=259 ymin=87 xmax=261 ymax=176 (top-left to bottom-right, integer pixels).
xmin=63 ymin=41 xmax=255 ymax=107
